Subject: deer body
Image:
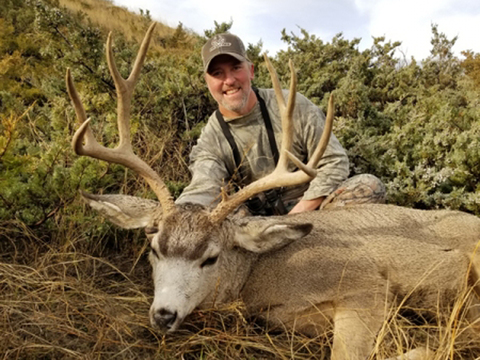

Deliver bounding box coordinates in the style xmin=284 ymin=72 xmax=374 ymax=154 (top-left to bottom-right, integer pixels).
xmin=83 ymin=195 xmax=480 ymax=360
xmin=243 ymin=205 xmax=480 ymax=331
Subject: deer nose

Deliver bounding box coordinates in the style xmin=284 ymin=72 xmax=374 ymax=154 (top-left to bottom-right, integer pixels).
xmin=153 ymin=308 xmax=178 ymax=330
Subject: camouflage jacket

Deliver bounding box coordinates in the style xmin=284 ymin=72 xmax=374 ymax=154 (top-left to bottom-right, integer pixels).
xmin=176 ymin=88 xmax=349 ymax=207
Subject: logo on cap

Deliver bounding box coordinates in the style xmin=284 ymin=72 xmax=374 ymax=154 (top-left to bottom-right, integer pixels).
xmin=209 ymin=36 xmax=232 ymax=52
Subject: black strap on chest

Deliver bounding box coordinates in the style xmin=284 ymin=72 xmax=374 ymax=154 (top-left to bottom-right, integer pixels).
xmin=216 ymin=88 xmax=287 ymax=215
xmin=255 ymin=88 xmax=280 ymax=164
xmin=215 ymin=110 xmax=243 ymax=175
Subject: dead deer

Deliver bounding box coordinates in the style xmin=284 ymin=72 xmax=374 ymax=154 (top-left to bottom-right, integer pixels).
xmin=66 ymin=23 xmax=480 ymax=360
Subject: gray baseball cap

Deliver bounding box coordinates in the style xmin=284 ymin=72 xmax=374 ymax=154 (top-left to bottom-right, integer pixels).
xmin=202 ymin=33 xmax=249 ymax=72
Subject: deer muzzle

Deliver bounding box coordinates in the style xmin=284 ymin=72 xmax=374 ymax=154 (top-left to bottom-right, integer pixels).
xmin=151 ymin=307 xmax=179 ymax=332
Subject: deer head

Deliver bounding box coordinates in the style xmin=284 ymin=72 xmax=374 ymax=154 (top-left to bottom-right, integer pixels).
xmin=67 ymin=23 xmax=334 ymax=332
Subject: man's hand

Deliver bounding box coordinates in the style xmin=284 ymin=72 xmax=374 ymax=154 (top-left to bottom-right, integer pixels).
xmin=288 ymin=197 xmax=325 ymax=214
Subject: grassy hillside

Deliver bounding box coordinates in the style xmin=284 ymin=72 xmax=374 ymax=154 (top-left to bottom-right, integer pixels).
xmin=59 ymin=0 xmax=175 ymax=42
xmin=58 ymin=0 xmax=199 ymax=54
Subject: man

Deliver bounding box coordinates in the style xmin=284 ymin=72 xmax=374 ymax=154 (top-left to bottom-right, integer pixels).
xmin=176 ymin=33 xmax=385 ymax=215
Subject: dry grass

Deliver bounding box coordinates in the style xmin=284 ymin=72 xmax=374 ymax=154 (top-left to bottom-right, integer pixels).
xmin=373 ymin=294 xmax=480 ymax=360
xmin=58 ymin=0 xmax=177 ymax=44
xmin=58 ymin=0 xmax=198 ymax=58
xmin=1 ymin=229 xmax=480 ymax=359
xmin=0 ymin=229 xmax=330 ymax=359
xmin=0 ymin=253 xmax=327 ymax=359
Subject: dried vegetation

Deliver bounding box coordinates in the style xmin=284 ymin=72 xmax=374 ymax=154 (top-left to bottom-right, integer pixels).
xmin=58 ymin=0 xmax=177 ymax=44
xmin=1 ymin=230 xmax=480 ymax=359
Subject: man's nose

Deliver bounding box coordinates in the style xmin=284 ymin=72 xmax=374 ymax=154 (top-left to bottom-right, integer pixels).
xmin=224 ymin=71 xmax=236 ymax=85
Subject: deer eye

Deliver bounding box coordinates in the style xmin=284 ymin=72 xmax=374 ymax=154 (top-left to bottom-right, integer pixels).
xmin=200 ymin=256 xmax=218 ymax=268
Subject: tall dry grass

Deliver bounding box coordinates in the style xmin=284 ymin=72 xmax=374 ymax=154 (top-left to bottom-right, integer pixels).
xmin=0 ymin=232 xmax=327 ymax=359
xmin=1 ymin=223 xmax=480 ymax=359
xmin=58 ymin=0 xmax=177 ymax=44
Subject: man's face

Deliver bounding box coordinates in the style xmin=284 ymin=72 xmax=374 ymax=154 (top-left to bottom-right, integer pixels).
xmin=205 ymin=55 xmax=255 ymax=117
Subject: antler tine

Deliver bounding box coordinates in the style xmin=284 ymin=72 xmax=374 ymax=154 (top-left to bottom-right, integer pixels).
xmin=209 ymin=57 xmax=334 ymax=224
xmin=66 ymin=68 xmax=96 ymax=150
xmin=306 ymin=93 xmax=334 ymax=167
xmin=106 ymin=22 xmax=156 ymax=149
xmin=67 ymin=23 xmax=176 ymax=216
xmin=264 ymin=55 xmax=297 ymax=172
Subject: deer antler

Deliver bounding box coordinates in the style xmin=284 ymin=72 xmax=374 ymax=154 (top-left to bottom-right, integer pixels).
xmin=66 ymin=23 xmax=176 ymax=216
xmin=209 ymin=54 xmax=334 ymax=223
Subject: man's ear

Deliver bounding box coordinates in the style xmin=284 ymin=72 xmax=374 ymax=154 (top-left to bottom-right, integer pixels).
xmin=249 ymin=62 xmax=254 ymax=80
xmin=81 ymin=191 xmax=161 ymax=229
xmin=232 ymin=218 xmax=313 ymax=253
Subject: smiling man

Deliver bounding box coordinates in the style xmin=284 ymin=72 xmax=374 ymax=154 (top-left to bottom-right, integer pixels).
xmin=206 ymin=53 xmax=256 ymax=117
xmin=176 ymin=33 xmax=386 ymax=215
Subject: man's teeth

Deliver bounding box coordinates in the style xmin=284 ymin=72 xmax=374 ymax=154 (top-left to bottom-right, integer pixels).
xmin=225 ymin=89 xmax=239 ymax=95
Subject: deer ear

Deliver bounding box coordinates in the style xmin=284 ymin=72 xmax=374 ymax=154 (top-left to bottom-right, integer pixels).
xmin=232 ymin=218 xmax=313 ymax=253
xmin=81 ymin=191 xmax=161 ymax=229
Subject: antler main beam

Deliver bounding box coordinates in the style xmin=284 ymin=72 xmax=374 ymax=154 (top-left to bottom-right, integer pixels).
xmin=66 ymin=23 xmax=176 ymax=216
xmin=209 ymin=54 xmax=334 ymax=223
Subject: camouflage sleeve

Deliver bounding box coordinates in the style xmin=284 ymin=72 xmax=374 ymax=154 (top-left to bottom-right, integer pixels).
xmin=175 ymin=117 xmax=231 ymax=207
xmin=296 ymin=94 xmax=349 ymax=200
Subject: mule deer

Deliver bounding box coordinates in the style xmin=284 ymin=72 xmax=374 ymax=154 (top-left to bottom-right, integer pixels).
xmin=66 ymin=23 xmax=480 ymax=360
